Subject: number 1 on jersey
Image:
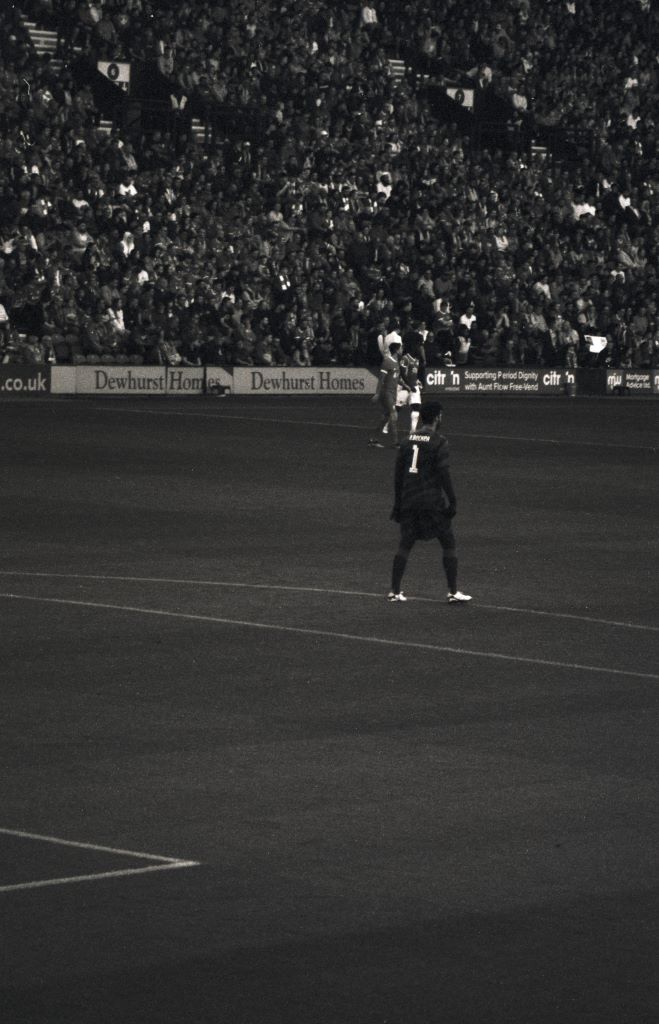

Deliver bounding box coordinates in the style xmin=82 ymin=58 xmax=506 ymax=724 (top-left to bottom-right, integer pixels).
xmin=409 ymin=444 xmax=420 ymax=474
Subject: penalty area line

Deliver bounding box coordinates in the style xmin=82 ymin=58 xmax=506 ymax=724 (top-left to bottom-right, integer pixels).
xmin=0 ymin=826 xmax=194 ymax=864
xmin=0 ymin=591 xmax=657 ymax=682
xmin=0 ymin=861 xmax=199 ymax=896
xmin=0 ymin=827 xmax=199 ymax=895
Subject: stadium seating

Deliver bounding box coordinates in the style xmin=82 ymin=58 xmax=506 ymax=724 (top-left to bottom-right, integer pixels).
xmin=1 ymin=0 xmax=657 ymax=370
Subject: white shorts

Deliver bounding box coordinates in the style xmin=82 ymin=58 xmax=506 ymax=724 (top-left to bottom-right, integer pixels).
xmin=396 ymin=385 xmax=422 ymax=408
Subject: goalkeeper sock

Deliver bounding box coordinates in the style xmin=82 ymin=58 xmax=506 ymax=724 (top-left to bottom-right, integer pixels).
xmin=392 ymin=553 xmax=407 ymax=593
xmin=443 ymin=555 xmax=458 ymax=593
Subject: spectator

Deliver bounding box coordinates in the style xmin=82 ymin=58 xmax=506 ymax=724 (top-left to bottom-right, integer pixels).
xmin=3 ymin=0 xmax=657 ymax=375
xmin=156 ymin=330 xmax=182 ymax=366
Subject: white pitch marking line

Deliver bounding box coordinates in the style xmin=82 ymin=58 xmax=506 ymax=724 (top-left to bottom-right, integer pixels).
xmin=0 ymin=862 xmax=199 ymax=895
xmin=0 ymin=571 xmax=656 ymax=634
xmin=12 ymin=397 xmax=659 ymax=450
xmin=82 ymin=404 xmax=658 ymax=451
xmin=0 ymin=826 xmax=194 ymax=864
xmin=0 ymin=591 xmax=657 ymax=682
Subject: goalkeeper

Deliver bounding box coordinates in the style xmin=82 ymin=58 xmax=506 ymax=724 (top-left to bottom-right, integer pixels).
xmin=388 ymin=401 xmax=472 ymax=605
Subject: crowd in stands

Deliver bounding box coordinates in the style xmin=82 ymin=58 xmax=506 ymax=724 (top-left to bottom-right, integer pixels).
xmin=1 ymin=0 xmax=658 ymax=370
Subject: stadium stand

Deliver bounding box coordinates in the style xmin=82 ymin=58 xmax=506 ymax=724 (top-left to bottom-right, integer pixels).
xmin=1 ymin=0 xmax=657 ymax=369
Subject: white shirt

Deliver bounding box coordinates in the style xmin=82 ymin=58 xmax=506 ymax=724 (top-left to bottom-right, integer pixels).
xmin=380 ymin=329 xmax=402 ymax=354
xmin=572 ymin=201 xmax=596 ymax=219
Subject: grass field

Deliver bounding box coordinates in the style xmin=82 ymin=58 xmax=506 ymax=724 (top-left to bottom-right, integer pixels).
xmin=1 ymin=394 xmax=658 ymax=1024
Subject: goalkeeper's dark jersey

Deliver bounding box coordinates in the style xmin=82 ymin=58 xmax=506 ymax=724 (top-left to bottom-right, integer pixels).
xmin=394 ymin=428 xmax=455 ymax=515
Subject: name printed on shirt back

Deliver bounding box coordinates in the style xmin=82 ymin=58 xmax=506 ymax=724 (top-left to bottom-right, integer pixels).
xmin=409 ymin=433 xmax=431 ymax=442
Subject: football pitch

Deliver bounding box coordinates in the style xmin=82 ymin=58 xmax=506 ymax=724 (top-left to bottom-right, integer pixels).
xmin=1 ymin=394 xmax=658 ymax=1024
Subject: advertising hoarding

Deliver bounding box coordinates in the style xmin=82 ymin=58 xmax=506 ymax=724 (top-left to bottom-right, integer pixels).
xmin=51 ymin=366 xmax=206 ymax=395
xmin=0 ymin=366 xmax=50 ymax=395
xmin=39 ymin=365 xmax=659 ymax=399
xmin=605 ymin=370 xmax=657 ymax=395
xmin=424 ymin=368 xmax=576 ymax=394
xmin=232 ymin=367 xmax=378 ymax=395
xmin=205 ymin=367 xmax=234 ymax=394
